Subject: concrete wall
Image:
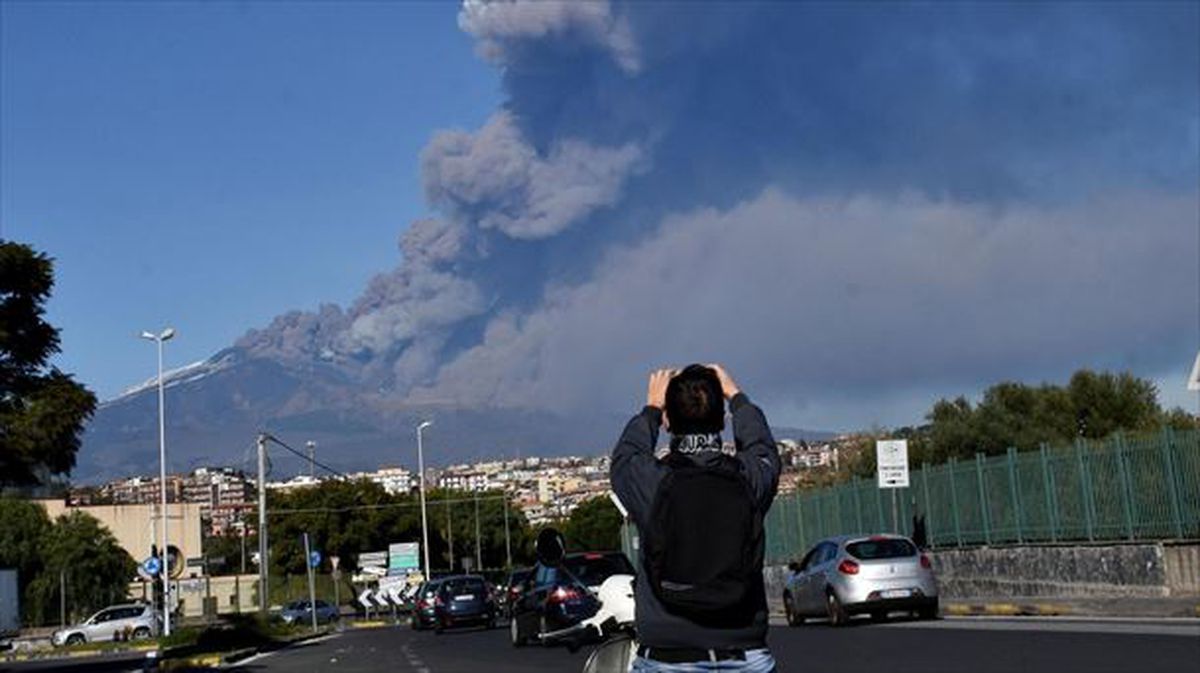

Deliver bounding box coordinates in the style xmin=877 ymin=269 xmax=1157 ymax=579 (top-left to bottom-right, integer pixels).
xmin=128 ymin=574 xmax=258 ymax=618
xmin=764 ymin=542 xmax=1200 ymax=603
xmin=37 ymin=500 xmax=205 ymax=574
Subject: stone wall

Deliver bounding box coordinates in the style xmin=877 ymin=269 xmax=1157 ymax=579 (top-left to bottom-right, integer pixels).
xmin=764 ymin=542 xmax=1200 ymax=602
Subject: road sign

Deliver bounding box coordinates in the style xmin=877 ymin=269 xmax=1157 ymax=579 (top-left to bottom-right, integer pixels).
xmin=372 ymin=589 xmax=391 ymax=608
xmin=357 ymin=589 xmax=374 ymax=609
xmin=876 ymin=439 xmax=910 ymax=488
xmin=142 ymin=556 xmax=162 ymax=577
xmin=387 ymin=543 xmax=420 ymax=576
xmin=359 ymin=551 xmax=387 ymax=569
xmin=330 ymin=555 xmax=340 ymax=571
xmin=308 ymin=550 xmax=322 ymax=569
xmin=186 ymin=557 xmax=205 ymax=568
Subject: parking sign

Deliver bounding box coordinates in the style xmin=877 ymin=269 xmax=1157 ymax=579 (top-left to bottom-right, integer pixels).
xmin=876 ymin=439 xmax=910 ymax=488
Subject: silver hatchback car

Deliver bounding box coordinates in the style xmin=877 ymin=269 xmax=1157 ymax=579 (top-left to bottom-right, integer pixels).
xmin=53 ymin=603 xmax=160 ymax=646
xmin=782 ymin=534 xmax=938 ymax=626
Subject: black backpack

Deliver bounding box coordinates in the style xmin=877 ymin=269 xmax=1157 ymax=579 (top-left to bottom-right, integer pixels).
xmin=642 ymin=454 xmax=763 ymax=628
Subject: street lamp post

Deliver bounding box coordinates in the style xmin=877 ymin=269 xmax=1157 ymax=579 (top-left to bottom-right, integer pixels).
xmin=140 ymin=327 xmax=175 ymax=637
xmin=416 ymin=421 xmax=433 ymax=581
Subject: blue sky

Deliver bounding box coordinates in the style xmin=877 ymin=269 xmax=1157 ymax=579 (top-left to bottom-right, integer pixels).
xmin=1 ymin=1 xmax=498 ymax=399
xmin=3 ymin=1 xmax=1196 ymax=432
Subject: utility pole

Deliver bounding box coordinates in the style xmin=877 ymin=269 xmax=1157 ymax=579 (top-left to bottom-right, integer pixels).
xmin=474 ymin=491 xmax=482 ymax=572
xmin=446 ymin=500 xmax=454 ymax=572
xmin=306 ymin=441 xmax=316 ymax=479
xmin=303 ymin=533 xmax=318 ymax=632
xmin=59 ymin=569 xmax=66 ymax=629
xmin=416 ymin=421 xmax=433 ymax=581
xmin=501 ymin=491 xmax=511 ymax=568
xmin=257 ymin=433 xmax=269 ymax=614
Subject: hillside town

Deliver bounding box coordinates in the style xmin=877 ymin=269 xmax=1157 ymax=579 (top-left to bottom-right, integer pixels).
xmin=65 ymin=437 xmax=854 ymax=534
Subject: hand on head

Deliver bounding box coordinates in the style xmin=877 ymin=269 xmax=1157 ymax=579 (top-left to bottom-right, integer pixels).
xmin=646 ymin=368 xmax=677 ymax=409
xmin=706 ymin=363 xmax=741 ymax=399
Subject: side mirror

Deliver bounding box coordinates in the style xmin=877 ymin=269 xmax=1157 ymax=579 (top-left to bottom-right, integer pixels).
xmin=787 ymin=562 xmax=800 ymax=573
xmin=535 ymin=528 xmax=566 ymax=567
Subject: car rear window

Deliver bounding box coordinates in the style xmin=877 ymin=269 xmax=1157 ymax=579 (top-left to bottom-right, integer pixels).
xmin=441 ymin=578 xmax=485 ymax=595
xmin=846 ymin=539 xmax=917 ymax=560
xmin=562 ymin=553 xmax=634 ymax=586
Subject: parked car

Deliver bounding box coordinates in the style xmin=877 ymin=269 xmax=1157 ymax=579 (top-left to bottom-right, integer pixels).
xmin=432 ymin=575 xmax=497 ymax=633
xmin=279 ymin=599 xmax=339 ymax=625
xmin=52 ymin=603 xmax=159 ymax=646
xmin=501 ymin=568 xmax=532 ymax=618
xmin=410 ymin=579 xmax=444 ymax=630
xmin=509 ymin=551 xmax=635 ymax=647
xmin=782 ymin=534 xmax=938 ymax=626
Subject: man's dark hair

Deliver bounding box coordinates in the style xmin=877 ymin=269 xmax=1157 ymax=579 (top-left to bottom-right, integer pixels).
xmin=665 ymin=364 xmax=726 ymax=434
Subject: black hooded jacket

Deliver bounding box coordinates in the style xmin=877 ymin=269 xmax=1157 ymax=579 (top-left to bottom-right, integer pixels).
xmin=610 ymin=393 xmax=781 ymax=650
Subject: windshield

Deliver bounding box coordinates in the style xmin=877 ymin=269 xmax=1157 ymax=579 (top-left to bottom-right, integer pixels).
xmin=846 ymin=539 xmax=918 ymax=560
xmin=562 ymin=554 xmax=634 ymax=587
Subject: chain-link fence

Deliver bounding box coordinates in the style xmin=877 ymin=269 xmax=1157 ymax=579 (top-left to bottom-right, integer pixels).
xmin=765 ymin=428 xmax=1200 ymax=564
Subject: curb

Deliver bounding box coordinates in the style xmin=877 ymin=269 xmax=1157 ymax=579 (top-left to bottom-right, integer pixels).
xmin=2 ymin=642 xmax=158 ymax=663
xmin=944 ymin=603 xmax=1071 ymax=617
xmin=348 ymin=620 xmax=391 ymax=630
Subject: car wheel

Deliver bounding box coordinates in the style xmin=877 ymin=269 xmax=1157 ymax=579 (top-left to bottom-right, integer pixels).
xmin=783 ymin=593 xmax=803 ymax=627
xmin=870 ymin=611 xmax=888 ymax=623
xmin=65 ymin=633 xmax=85 ymax=646
xmin=826 ymin=590 xmax=849 ymax=627
xmin=132 ymin=627 xmax=152 ymax=640
xmin=487 ymin=614 xmax=497 ymax=630
xmin=434 ymin=622 xmax=444 ymax=636
xmin=917 ymin=601 xmax=939 ymax=620
xmin=510 ymin=616 xmax=525 ymax=647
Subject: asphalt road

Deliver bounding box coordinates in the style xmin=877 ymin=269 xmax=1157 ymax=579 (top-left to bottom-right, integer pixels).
xmin=223 ymin=616 xmax=1200 ymax=673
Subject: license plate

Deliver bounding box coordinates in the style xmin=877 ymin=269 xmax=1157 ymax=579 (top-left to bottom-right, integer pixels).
xmin=454 ymin=594 xmax=475 ymax=601
xmin=881 ymin=589 xmax=911 ymax=599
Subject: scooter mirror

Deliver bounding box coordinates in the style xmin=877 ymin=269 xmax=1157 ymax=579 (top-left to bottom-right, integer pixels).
xmin=535 ymin=528 xmax=566 ymax=567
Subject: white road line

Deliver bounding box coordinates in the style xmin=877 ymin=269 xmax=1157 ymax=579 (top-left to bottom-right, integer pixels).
xmin=226 ymin=632 xmax=343 ymax=668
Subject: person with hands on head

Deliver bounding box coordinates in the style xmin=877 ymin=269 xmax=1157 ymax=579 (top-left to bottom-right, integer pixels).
xmin=611 ymin=363 xmax=781 ymax=673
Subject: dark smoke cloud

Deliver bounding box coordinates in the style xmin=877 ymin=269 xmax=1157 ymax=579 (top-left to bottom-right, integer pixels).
xmin=242 ymin=0 xmax=1199 ymax=428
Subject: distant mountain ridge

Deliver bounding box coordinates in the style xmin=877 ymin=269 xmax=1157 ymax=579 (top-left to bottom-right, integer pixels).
xmin=77 ymin=348 xmax=834 ymax=484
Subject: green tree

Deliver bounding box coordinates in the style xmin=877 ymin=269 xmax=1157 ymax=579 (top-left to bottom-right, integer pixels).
xmin=0 ymin=242 xmax=97 ymax=486
xmin=0 ymin=498 xmax=52 ymax=623
xmin=25 ymin=511 xmax=136 ymax=624
xmin=264 ymin=480 xmax=533 ymax=577
xmin=923 ymin=369 xmax=1172 ymax=461
xmin=563 ymin=496 xmax=622 ymax=552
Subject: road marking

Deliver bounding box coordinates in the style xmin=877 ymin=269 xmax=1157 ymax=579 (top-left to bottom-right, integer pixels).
xmin=233 ymin=633 xmax=343 ymax=667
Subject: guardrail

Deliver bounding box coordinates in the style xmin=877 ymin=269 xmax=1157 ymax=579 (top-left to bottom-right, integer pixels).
xmin=765 ymin=428 xmax=1200 ymax=564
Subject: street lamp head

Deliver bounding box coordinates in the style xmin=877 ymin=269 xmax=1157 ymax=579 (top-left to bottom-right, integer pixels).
xmin=160 ymin=328 xmax=176 ymax=341
xmin=140 ymin=331 xmax=157 ymax=341
xmin=418 ymin=420 xmax=433 ymax=431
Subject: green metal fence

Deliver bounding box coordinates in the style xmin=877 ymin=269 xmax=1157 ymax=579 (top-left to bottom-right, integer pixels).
xmin=765 ymin=428 xmax=1200 ymax=564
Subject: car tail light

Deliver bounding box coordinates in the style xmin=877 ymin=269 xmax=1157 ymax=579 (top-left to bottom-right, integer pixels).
xmin=920 ymin=554 xmax=932 ymax=570
xmin=547 ymin=586 xmax=581 ymax=604
xmin=837 ymin=559 xmax=860 ymax=575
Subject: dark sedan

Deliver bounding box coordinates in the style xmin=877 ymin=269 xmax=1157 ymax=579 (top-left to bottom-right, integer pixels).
xmin=433 ymin=575 xmax=497 ymax=633
xmin=509 ymin=551 xmax=634 ymax=647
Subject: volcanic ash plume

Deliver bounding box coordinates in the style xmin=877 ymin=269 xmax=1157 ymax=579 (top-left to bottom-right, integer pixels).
xmin=240 ymin=0 xmax=1199 ymax=424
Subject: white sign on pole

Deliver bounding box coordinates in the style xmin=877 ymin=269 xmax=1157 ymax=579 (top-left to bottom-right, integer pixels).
xmin=387 ymin=542 xmax=420 ymax=576
xmin=876 ymin=439 xmax=910 ymax=489
xmin=359 ymin=551 xmax=388 ymax=569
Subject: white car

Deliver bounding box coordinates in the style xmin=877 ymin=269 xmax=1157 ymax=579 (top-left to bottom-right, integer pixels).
xmin=53 ymin=603 xmax=160 ymax=646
